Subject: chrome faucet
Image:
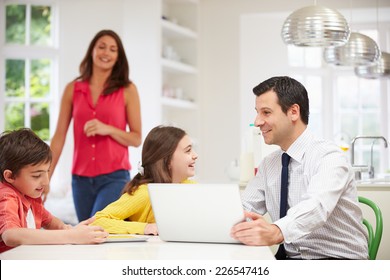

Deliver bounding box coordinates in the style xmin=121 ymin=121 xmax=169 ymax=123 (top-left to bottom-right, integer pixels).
xmin=351 ymin=136 xmax=388 ymax=179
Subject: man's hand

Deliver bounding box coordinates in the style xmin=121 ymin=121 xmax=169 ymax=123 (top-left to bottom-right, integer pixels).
xmin=231 ymin=211 xmax=283 ymax=246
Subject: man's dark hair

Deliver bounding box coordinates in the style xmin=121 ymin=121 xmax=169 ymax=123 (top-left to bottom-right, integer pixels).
xmin=253 ymin=76 xmax=309 ymax=124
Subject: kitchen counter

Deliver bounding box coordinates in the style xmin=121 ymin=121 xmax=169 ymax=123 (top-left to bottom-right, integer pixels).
xmin=0 ymin=235 xmax=275 ymax=260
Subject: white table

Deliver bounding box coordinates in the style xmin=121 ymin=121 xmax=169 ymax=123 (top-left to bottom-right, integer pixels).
xmin=0 ymin=236 xmax=275 ymax=260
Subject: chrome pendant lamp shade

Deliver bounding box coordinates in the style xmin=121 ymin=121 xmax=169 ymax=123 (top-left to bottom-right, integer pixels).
xmin=355 ymin=52 xmax=390 ymax=79
xmin=323 ymin=32 xmax=381 ymax=66
xmin=281 ymin=5 xmax=350 ymax=47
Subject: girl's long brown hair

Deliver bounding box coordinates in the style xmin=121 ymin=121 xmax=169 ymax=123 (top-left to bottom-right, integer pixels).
xmin=76 ymin=29 xmax=131 ymax=95
xmin=123 ymin=125 xmax=186 ymax=195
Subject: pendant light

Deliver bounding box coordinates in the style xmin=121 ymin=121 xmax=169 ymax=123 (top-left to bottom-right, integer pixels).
xmin=281 ymin=5 xmax=350 ymax=47
xmin=355 ymin=52 xmax=390 ymax=78
xmin=323 ymin=32 xmax=380 ymax=66
xmin=354 ymin=1 xmax=389 ymax=78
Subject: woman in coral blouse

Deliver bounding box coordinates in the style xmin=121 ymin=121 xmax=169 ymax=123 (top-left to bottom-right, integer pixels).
xmin=50 ymin=30 xmax=142 ymax=222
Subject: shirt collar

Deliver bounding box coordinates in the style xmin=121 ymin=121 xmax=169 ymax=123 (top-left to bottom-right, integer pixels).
xmin=74 ymin=80 xmax=89 ymax=94
xmin=1 ymin=181 xmax=32 ymax=211
xmin=286 ymin=128 xmax=313 ymax=164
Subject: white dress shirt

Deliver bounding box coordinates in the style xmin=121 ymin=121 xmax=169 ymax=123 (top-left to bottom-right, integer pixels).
xmin=242 ymin=129 xmax=368 ymax=259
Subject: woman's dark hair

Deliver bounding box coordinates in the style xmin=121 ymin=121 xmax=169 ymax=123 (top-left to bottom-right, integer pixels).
xmin=123 ymin=125 xmax=186 ymax=195
xmin=76 ymin=29 xmax=131 ymax=95
xmin=0 ymin=128 xmax=52 ymax=182
xmin=252 ymin=76 xmax=309 ymax=125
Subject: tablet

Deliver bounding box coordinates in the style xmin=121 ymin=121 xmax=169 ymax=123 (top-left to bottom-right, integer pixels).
xmin=105 ymin=234 xmax=149 ymax=243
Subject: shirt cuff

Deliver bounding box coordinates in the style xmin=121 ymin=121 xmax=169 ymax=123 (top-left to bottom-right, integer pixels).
xmin=273 ymin=215 xmax=294 ymax=244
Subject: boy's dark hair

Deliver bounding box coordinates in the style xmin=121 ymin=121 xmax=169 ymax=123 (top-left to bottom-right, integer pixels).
xmin=253 ymin=76 xmax=310 ymax=125
xmin=0 ymin=128 xmax=52 ymax=182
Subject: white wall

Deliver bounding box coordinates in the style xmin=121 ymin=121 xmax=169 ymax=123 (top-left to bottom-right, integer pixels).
xmin=240 ymin=12 xmax=289 ymax=164
xmin=122 ymin=0 xmax=162 ymax=174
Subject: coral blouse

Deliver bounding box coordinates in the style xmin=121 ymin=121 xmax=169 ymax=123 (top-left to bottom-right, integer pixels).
xmin=72 ymin=81 xmax=131 ymax=177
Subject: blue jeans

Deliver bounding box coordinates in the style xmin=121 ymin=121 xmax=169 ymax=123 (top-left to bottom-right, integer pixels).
xmin=72 ymin=169 xmax=130 ymax=222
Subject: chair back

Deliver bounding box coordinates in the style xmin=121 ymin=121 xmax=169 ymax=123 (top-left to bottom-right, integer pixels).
xmin=358 ymin=196 xmax=383 ymax=260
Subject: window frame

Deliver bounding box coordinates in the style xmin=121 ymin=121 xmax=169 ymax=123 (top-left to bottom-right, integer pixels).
xmin=0 ymin=0 xmax=59 ymax=137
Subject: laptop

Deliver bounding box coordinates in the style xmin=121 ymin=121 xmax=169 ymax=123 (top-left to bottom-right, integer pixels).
xmin=105 ymin=234 xmax=149 ymax=243
xmin=148 ymin=183 xmax=244 ymax=244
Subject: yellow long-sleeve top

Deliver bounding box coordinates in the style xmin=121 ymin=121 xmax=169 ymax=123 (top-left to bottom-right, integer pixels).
xmin=91 ymin=179 xmax=195 ymax=234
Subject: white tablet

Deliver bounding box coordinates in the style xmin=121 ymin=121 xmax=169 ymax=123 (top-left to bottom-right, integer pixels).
xmin=105 ymin=234 xmax=149 ymax=243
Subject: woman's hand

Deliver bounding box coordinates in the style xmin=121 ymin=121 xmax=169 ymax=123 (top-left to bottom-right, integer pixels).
xmin=84 ymin=119 xmax=111 ymax=137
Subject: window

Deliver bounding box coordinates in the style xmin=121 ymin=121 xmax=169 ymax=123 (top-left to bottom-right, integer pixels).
xmin=1 ymin=1 xmax=57 ymax=141
xmin=287 ymin=26 xmax=389 ymax=175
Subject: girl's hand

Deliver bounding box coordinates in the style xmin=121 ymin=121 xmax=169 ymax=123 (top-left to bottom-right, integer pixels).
xmin=144 ymin=223 xmax=158 ymax=235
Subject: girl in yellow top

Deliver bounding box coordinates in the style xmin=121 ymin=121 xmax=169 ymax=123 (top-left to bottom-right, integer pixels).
xmin=92 ymin=125 xmax=198 ymax=235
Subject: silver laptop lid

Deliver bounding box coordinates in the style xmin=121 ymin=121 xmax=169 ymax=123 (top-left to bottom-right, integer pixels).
xmin=148 ymin=183 xmax=244 ymax=244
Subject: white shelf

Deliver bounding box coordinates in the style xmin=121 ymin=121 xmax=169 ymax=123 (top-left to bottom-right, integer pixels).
xmin=164 ymin=0 xmax=198 ymax=4
xmin=161 ymin=0 xmax=199 ymax=140
xmin=162 ymin=19 xmax=197 ymax=39
xmin=161 ymin=58 xmax=197 ymax=74
xmin=161 ymin=96 xmax=197 ymax=109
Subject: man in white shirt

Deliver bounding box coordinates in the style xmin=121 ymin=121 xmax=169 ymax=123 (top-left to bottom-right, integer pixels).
xmin=231 ymin=76 xmax=368 ymax=259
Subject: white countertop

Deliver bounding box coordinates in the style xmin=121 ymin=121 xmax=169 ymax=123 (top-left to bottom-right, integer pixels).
xmin=0 ymin=236 xmax=275 ymax=260
xmin=356 ymin=180 xmax=390 ymax=189
xmin=355 ymin=175 xmax=390 ymax=187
